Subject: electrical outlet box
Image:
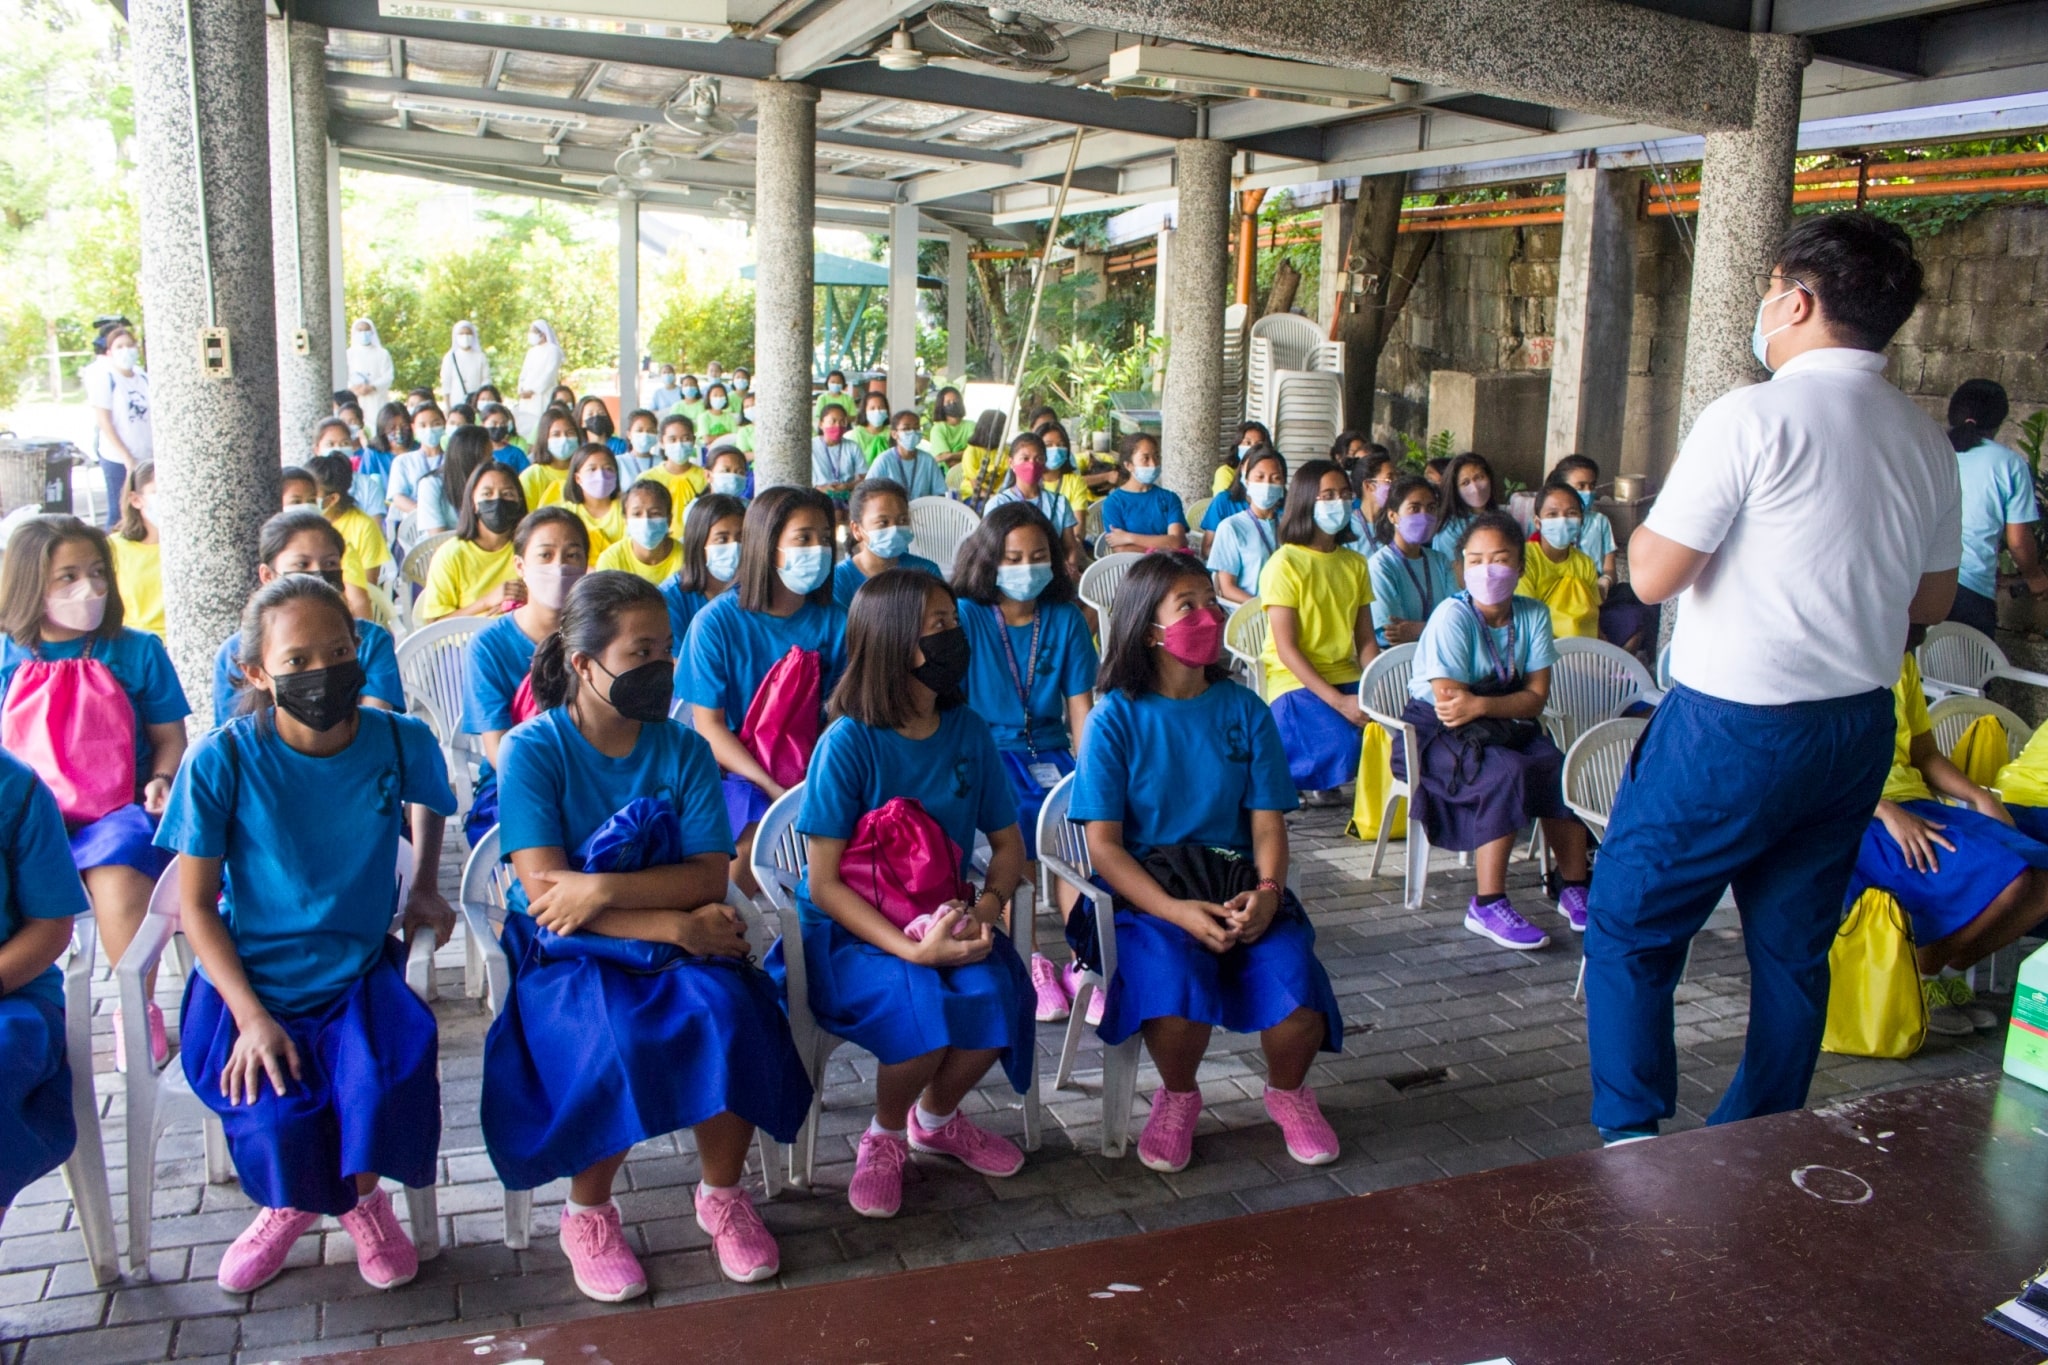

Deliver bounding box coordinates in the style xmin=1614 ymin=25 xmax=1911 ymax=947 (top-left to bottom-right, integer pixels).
xmin=199 ymin=327 xmax=233 ymax=379
xmin=291 ymin=328 xmax=311 ymax=357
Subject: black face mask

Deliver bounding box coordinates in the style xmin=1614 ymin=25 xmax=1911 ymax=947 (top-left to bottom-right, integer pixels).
xmin=477 ymin=498 xmax=522 ymax=534
xmin=586 ymin=418 xmax=614 ymax=440
xmin=484 ymin=424 xmax=509 ymax=443
xmin=910 ymin=626 xmax=971 ymax=700
xmin=271 ymin=659 xmax=363 ymax=731
xmin=590 ymin=657 xmax=675 ymax=723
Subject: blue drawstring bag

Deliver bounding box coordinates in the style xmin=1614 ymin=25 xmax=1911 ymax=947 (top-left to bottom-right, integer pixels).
xmin=531 ymin=796 xmax=693 ymax=973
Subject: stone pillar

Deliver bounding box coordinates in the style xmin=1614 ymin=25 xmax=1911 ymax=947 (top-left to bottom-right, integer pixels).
xmin=887 ymin=202 xmax=919 ymax=414
xmin=1545 ymin=169 xmax=1637 ymax=469
xmin=752 ymin=80 xmax=818 ymax=492
xmin=618 ymin=196 xmax=639 ymax=410
xmin=1674 ymin=33 xmax=1809 ymax=470
xmin=945 ymin=228 xmax=968 ymax=380
xmin=326 ymin=139 xmax=346 ymax=387
xmin=1159 ymin=139 xmax=1231 ymax=504
xmin=134 ymin=0 xmax=281 ymax=724
xmin=1152 ymin=226 xmax=1173 ymax=337
xmin=267 ymin=16 xmax=332 ymax=461
xmin=1317 ymin=197 xmax=1358 ymax=326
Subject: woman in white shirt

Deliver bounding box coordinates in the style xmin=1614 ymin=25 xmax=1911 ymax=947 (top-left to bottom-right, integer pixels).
xmin=513 ymin=320 xmax=564 ymax=443
xmin=346 ymin=318 xmax=396 ymax=420
xmin=440 ymin=320 xmax=491 ymax=410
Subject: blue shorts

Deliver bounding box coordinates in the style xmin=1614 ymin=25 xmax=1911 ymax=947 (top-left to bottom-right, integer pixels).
xmin=1849 ymin=799 xmax=2048 ymax=946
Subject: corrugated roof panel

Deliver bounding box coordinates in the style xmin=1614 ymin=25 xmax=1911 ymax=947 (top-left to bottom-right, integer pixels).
xmin=496 ymin=51 xmax=598 ymax=98
xmin=401 ymin=38 xmax=493 ymax=85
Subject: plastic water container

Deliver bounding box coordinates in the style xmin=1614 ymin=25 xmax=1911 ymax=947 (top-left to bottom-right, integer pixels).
xmin=2008 ymin=941 xmax=2048 ymax=1092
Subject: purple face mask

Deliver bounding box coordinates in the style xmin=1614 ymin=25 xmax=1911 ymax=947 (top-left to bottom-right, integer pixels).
xmin=1395 ymin=512 xmax=1433 ymax=545
xmin=1465 ymin=562 xmax=1518 ymax=606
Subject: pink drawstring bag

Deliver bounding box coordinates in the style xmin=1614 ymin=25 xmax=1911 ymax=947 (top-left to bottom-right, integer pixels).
xmin=839 ymin=797 xmax=974 ymax=933
xmin=0 ymin=645 xmax=137 ymax=827
xmin=511 ymin=673 xmax=541 ymax=726
xmin=738 ymin=646 xmax=821 ymax=790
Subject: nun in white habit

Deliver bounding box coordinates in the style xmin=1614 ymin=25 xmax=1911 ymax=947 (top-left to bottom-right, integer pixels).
xmin=346 ymin=318 xmax=396 ymax=418
xmin=513 ymin=319 xmax=565 ymax=442
xmin=440 ymin=318 xmax=491 ymax=409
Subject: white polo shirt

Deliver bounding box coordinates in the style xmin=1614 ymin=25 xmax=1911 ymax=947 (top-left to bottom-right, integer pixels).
xmin=1649 ymin=348 xmax=1960 ymax=706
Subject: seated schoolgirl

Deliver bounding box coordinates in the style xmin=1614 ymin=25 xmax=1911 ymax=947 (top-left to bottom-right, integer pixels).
xmin=1517 ymin=480 xmax=1603 ymax=640
xmin=985 ymin=433 xmax=1085 ymax=573
xmin=378 ymin=404 xmax=428 ymax=521
xmin=549 ymin=382 xmax=578 ymax=412
xmin=927 ymin=386 xmax=972 ymax=466
xmin=682 ymin=486 xmax=848 ymax=892
xmin=479 ymin=403 xmax=528 ymax=468
xmin=1259 ymin=459 xmax=1380 ymax=796
xmin=0 ymin=753 xmax=87 ymax=1229
xmin=414 ymin=425 xmax=493 ymax=536
xmin=853 ymin=393 xmax=894 ymax=463
xmin=699 ymin=383 xmax=738 ymax=442
xmin=577 ymin=396 xmax=626 ymax=457
xmin=867 ymin=411 xmax=946 ymax=500
xmin=812 ymin=406 xmax=866 ymax=512
xmin=1367 ymin=475 xmax=1457 ymax=647
xmin=1069 ymin=553 xmax=1345 ymax=1173
xmin=1431 ymin=452 xmax=1500 ymax=558
xmin=707 ymin=446 xmax=751 ymax=503
xmin=1350 ymin=452 xmax=1397 ymax=549
xmin=1548 ymin=455 xmax=1617 ymax=577
xmin=1207 ymin=446 xmax=1287 ymax=605
xmin=109 ymin=461 xmax=164 ymax=637
xmin=957 ymin=410 xmax=1012 ymax=508
xmin=0 ymin=517 xmax=188 ymax=1069
xmin=280 ymin=465 xmax=321 ymax=512
xmin=596 ymin=478 xmax=681 ymax=585
xmin=520 ymin=408 xmax=581 ymax=509
xmin=647 ymin=413 xmax=708 ymax=507
xmin=793 ymin=569 xmax=1035 ymax=1215
xmin=561 ymin=444 xmax=625 ymax=557
xmin=1394 ymin=512 xmax=1591 ymax=951
xmin=484 ymin=571 xmax=810 ymax=1295
xmin=307 ymin=452 xmax=392 ymax=622
xmin=1551 ymin=453 xmax=1657 ymax=654
xmin=1039 ymin=423 xmax=1096 ymax=520
xmin=1099 ymin=434 xmax=1189 ymax=552
xmin=417 ymin=463 xmax=529 ymax=623
xmin=833 ymin=478 xmax=943 ymax=610
xmin=1423 ymin=456 xmax=1450 ymax=490
xmin=390 ymin=403 xmax=448 ymax=529
xmin=660 ymin=493 xmax=745 ymax=658
xmin=620 ymin=407 xmax=660 ymax=483
xmin=159 ymin=575 xmax=457 ymax=1294
xmin=1199 ymin=451 xmax=1252 ymax=555
xmin=318 ymin=418 xmax=388 ymax=521
xmin=213 ymin=509 xmax=405 ymax=719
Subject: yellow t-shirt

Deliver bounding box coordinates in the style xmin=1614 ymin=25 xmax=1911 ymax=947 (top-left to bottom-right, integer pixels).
xmin=1884 ymin=654 xmax=1936 ymax=804
xmin=570 ymin=501 xmax=624 ymax=558
xmin=959 ymin=444 xmax=1010 ymax=503
xmin=1256 ymin=544 xmax=1375 ymax=699
xmin=1054 ymin=470 xmax=1094 ymax=516
xmin=1212 ymin=464 xmax=1237 ymax=496
xmin=109 ymin=535 xmax=164 ymax=637
xmin=596 ymin=538 xmax=683 ymax=585
xmin=418 ymin=537 xmax=517 ymax=623
xmin=330 ymin=506 xmax=392 ymax=588
xmin=1517 ymin=545 xmax=1601 ymax=640
xmin=1995 ymin=714 xmax=2048 ymax=807
xmin=639 ymin=465 xmax=707 ymax=515
xmin=521 ymin=463 xmax=568 ymax=509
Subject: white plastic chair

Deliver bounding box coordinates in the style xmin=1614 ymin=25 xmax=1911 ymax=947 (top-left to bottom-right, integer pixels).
xmin=400 ymin=532 xmax=454 ymax=589
xmin=908 ymin=496 xmax=980 ymax=578
xmin=60 ymin=922 xmax=118 ymax=1285
xmin=1077 ymin=552 xmax=1142 ymax=640
xmin=1223 ymin=597 xmax=1268 ymax=699
xmin=395 ymin=616 xmax=488 ymax=749
xmin=1359 ymin=644 xmax=1430 ymax=909
xmin=457 ymin=825 xmax=787 ymax=1248
xmin=120 ymin=849 xmax=439 ymax=1274
xmin=749 ymin=783 xmax=1041 ymax=1186
xmin=1544 ymin=638 xmax=1658 ymax=754
xmin=1929 ymin=693 xmax=2034 ymax=764
xmin=1918 ymin=621 xmax=2048 ymax=701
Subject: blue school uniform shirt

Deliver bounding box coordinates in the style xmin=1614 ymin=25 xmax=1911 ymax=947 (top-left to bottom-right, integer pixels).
xmin=680 ymin=591 xmax=848 ymax=717
xmin=1367 ymin=543 xmax=1458 ymax=635
xmin=0 ymin=629 xmax=190 ymax=780
xmin=211 ymin=620 xmax=404 ymax=723
xmin=155 ymin=711 xmax=456 ymax=1015
xmin=985 ymin=487 xmax=1077 ymax=535
xmin=0 ymin=753 xmax=90 ymax=1010
xmin=1069 ymin=681 xmax=1296 ymax=859
xmin=662 ymin=580 xmax=713 ymax=659
xmin=867 ymin=447 xmax=947 ymax=501
xmin=794 ymin=706 xmax=1018 ymax=921
xmin=1957 ymin=439 xmax=2041 ymax=599
xmin=616 ymin=451 xmax=653 ymax=485
xmin=496 ymin=708 xmax=734 ymax=913
xmin=1206 ymin=509 xmax=1280 ymax=591
xmin=1409 ymin=592 xmax=1557 ymax=701
xmin=1201 ymin=490 xmax=1247 ymax=532
xmin=462 ymin=614 xmax=542 ymax=735
xmin=831 ymin=552 xmax=944 ymax=611
xmin=960 ymin=600 xmax=1097 ymax=755
xmin=1577 ymin=508 xmax=1617 ymax=568
xmin=1100 ymin=487 xmax=1187 ymax=538
xmin=1431 ymin=511 xmax=1478 ymax=559
xmin=351 ymin=449 xmax=391 ymax=520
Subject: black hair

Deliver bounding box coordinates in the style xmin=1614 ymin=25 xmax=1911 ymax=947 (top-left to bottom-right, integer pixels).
xmin=279 ymin=465 xmax=318 ymax=499
xmin=337 ymin=401 xmax=365 ymax=425
xmin=1377 ymin=474 xmax=1437 ymax=544
xmin=831 ymin=568 xmax=962 ymax=727
xmin=406 ymin=386 xmax=436 ymax=406
xmin=1329 ymin=429 xmax=1368 ymax=461
xmin=475 ymin=384 xmax=503 ymax=407
xmin=890 ymin=407 xmax=921 ymax=430
xmin=1441 ymin=452 xmax=1500 ymax=517
xmin=578 ymin=399 xmax=615 ymax=441
xmin=370 ymin=401 xmax=412 ymax=455
xmin=1772 ymin=209 xmax=1922 ymax=352
xmin=969 ymin=409 xmax=1008 ymax=450
xmin=951 ymin=502 xmax=1077 ymax=607
xmin=448 ymin=403 xmax=476 ymax=426
xmin=1036 ymin=423 xmax=1070 ymax=452
xmin=561 ymin=443 xmax=620 ymax=507
xmin=1231 ymin=445 xmax=1287 ymax=507
xmin=331 ymin=388 xmax=354 ymax=408
xmin=305 ymin=452 xmax=358 ymax=513
xmin=478 ymin=404 xmax=516 ymax=435
xmin=1239 ymin=420 xmax=1273 ymax=448
xmin=441 ymin=425 xmax=494 ymax=517
xmin=848 ymin=477 xmax=910 ymax=532
xmin=513 ymin=505 xmax=589 ymax=558
xmin=1550 ymin=453 xmax=1600 ymax=485
xmin=453 ymin=460 xmax=528 ymax=542
xmin=933 ymin=385 xmax=964 ymax=419
xmin=412 ymin=399 xmax=444 ymax=424
xmin=1453 ymin=510 xmax=1528 ymax=569
xmin=737 ymin=484 xmax=836 ymax=612
xmin=233 ymin=573 xmax=357 ymax=716
xmin=1278 ymin=458 xmax=1355 ymax=548
xmin=258 ymin=507 xmax=346 ymax=565
xmin=528 ymin=570 xmax=665 ymax=711
xmin=623 ymin=477 xmax=673 ymax=521
xmin=1424 ymin=456 xmax=1451 ymax=481
xmin=1534 ymin=478 xmax=1586 ymax=520
xmin=625 ymin=407 xmax=658 ymax=430
xmin=1096 ymin=551 xmax=1229 ymax=699
xmin=313 ymin=417 xmax=353 ymax=454
xmin=676 ymin=493 xmax=747 ymax=594
xmin=1948 ymin=378 xmax=2009 ymax=453
xmin=660 ymin=412 xmax=697 ymax=440
xmin=1007 ymin=430 xmax=1047 ymax=465
xmin=538 ymin=406 xmax=581 ymax=459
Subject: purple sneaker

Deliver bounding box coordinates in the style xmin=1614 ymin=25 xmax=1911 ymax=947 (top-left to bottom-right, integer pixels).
xmin=1559 ymin=885 xmax=1589 ymax=933
xmin=1464 ymin=896 xmax=1549 ymax=951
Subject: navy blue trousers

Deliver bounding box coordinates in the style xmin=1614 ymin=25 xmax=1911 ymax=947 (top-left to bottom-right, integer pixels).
xmin=1584 ymin=684 xmax=1892 ymax=1136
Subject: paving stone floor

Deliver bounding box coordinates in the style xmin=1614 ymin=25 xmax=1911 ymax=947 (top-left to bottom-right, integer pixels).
xmin=0 ymin=804 xmax=2012 ymax=1364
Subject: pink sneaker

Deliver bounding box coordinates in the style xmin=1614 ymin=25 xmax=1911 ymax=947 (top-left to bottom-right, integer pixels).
xmin=337 ymin=1185 xmax=418 ymax=1290
xmin=558 ymin=1202 xmax=647 ymax=1302
xmin=1137 ymin=1088 xmax=1202 ymax=1173
xmin=694 ymin=1184 xmax=779 ymax=1283
xmin=849 ymin=1128 xmax=909 ymax=1218
xmin=908 ymin=1110 xmax=1025 ymax=1177
xmin=1263 ymin=1086 xmax=1340 ymax=1166
xmin=1062 ymin=962 xmax=1105 ymax=1026
xmin=1030 ymin=953 xmax=1071 ymax=1022
xmin=216 ymin=1206 xmax=320 ymax=1293
xmin=147 ymin=1002 xmax=169 ymax=1067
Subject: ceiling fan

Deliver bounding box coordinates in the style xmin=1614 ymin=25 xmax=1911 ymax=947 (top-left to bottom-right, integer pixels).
xmin=919 ymin=5 xmax=1068 ymax=71
xmin=614 ymin=128 xmax=675 ymax=182
xmin=664 ymin=76 xmax=737 ymax=136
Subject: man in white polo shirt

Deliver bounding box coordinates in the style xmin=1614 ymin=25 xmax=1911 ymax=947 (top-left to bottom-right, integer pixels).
xmin=1584 ymin=212 xmax=1961 ymax=1143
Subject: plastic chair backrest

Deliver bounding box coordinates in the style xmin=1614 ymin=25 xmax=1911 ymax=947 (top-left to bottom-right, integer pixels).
xmin=1929 ymin=695 xmax=2034 ymax=762
xmin=1224 ymin=597 xmax=1269 ymax=694
xmin=1035 ymin=771 xmax=1093 ymax=878
xmin=1358 ymin=642 xmax=1418 ymax=727
xmin=1561 ymin=717 xmax=1647 ymax=834
xmin=401 ymin=531 xmax=455 ymax=589
xmin=1547 ymin=638 xmax=1655 ymax=750
xmin=461 ymin=825 xmax=514 ymax=925
xmin=1918 ymin=622 xmax=2002 ymax=694
xmin=908 ymin=496 xmax=979 ymax=577
xmin=1188 ymin=496 xmax=1213 ymax=531
xmin=396 ymin=616 xmax=489 ymax=745
xmin=1079 ymin=499 xmax=1105 ymax=543
xmin=748 ymin=783 xmax=809 ymax=916
xmin=1078 ymin=552 xmax=1142 ymax=615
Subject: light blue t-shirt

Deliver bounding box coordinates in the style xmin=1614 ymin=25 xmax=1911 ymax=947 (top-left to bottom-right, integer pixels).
xmin=680 ymin=591 xmax=848 ymax=718
xmin=212 ymin=620 xmax=404 ymax=723
xmin=831 ymin=552 xmax=943 ymax=611
xmin=985 ymin=487 xmax=1077 ymax=535
xmin=156 ymin=711 xmax=456 ymax=1015
xmin=794 ymin=706 xmax=1018 ymax=920
xmin=1367 ymin=543 xmax=1458 ymax=635
xmin=388 ymin=448 xmax=440 ymax=506
xmin=0 ymin=753 xmax=89 ymax=1010
xmin=462 ymin=613 xmax=541 ymax=735
xmin=1100 ymin=487 xmax=1187 ymax=538
xmin=0 ymin=629 xmax=190 ymax=781
xmin=352 ymin=449 xmax=391 ymax=520
xmin=812 ymin=437 xmax=865 ymax=487
xmin=867 ymin=447 xmax=947 ymax=501
xmin=1206 ymin=509 xmax=1280 ymax=591
xmin=1069 ymin=681 xmax=1297 ymax=859
xmin=960 ymin=599 xmax=1097 ymax=755
xmin=1957 ymin=439 xmax=2040 ymax=599
xmin=1577 ymin=508 xmax=1617 ymax=567
xmin=1409 ymin=592 xmax=1557 ymax=701
xmin=1431 ymin=511 xmax=1479 ymax=560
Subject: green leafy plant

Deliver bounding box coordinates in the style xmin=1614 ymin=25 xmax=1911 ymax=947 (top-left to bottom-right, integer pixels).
xmin=1398 ymin=429 xmax=1458 ymax=470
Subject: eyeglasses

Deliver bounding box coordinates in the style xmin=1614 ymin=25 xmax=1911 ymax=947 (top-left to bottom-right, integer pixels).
xmin=1753 ymin=270 xmax=1816 ymax=301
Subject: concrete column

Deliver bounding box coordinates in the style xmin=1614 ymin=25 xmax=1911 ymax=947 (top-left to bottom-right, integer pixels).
xmin=752 ymin=80 xmax=818 ymax=492
xmin=945 ymin=228 xmax=968 ymax=379
xmin=1152 ymin=226 xmax=1173 ymax=337
xmin=1159 ymin=139 xmax=1231 ymax=503
xmin=1317 ymin=197 xmax=1357 ymax=326
xmin=887 ymin=202 xmax=919 ymax=413
xmin=1674 ymin=32 xmax=1809 ymax=467
xmin=326 ymin=138 xmax=345 ymax=387
xmin=267 ymin=16 xmax=332 ymax=461
xmin=134 ymin=0 xmax=281 ymax=724
xmin=1545 ymin=169 xmax=1637 ymax=469
xmin=618 ymin=196 xmax=639 ymax=410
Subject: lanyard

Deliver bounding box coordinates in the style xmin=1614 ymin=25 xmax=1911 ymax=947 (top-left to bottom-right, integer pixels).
xmin=991 ymin=603 xmax=1044 ymax=757
xmin=1397 ymin=552 xmax=1436 ymax=618
xmin=1251 ymin=514 xmax=1276 ymax=555
xmin=1464 ymin=598 xmax=1516 ymax=685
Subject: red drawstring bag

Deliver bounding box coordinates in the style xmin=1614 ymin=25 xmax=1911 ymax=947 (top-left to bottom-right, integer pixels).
xmin=0 ymin=643 xmax=137 ymax=827
xmin=839 ymin=797 xmax=974 ymax=931
xmin=738 ymin=646 xmax=821 ymax=789
xmin=511 ymin=673 xmax=541 ymax=726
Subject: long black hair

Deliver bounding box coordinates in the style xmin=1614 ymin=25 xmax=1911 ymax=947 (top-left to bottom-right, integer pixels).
xmin=258 ymin=507 xmax=347 ymax=565
xmin=234 ymin=574 xmax=357 ymax=716
xmin=528 ymin=570 xmax=665 ymax=711
xmin=831 ymin=568 xmax=962 ymax=728
xmin=453 ymin=461 xmax=528 ymax=542
xmin=1948 ymin=378 xmax=2009 ymax=453
xmin=952 ymin=502 xmax=1078 ymax=607
xmin=1441 ymin=452 xmax=1500 ymax=518
xmin=676 ymin=493 xmax=747 ymax=595
xmin=1096 ymin=551 xmax=1229 ymax=699
xmin=1277 ymin=458 xmax=1355 ymax=548
xmin=737 ymin=485 xmax=836 ymax=611
xmin=305 ymin=452 xmax=359 ymax=515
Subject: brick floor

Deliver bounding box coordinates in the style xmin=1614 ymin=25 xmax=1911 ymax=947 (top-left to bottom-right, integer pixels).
xmin=0 ymin=805 xmax=2012 ymax=1363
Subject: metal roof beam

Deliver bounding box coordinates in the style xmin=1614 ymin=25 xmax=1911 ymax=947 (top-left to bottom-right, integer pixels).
xmin=775 ymin=0 xmax=929 ymax=80
xmin=1772 ymin=0 xmax=1987 ymax=33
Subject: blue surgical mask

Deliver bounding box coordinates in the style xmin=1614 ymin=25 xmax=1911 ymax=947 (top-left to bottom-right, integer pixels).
xmin=778 ymin=544 xmax=832 ymax=595
xmin=709 ymin=395 xmax=727 ymax=411
xmin=1577 ymin=488 xmax=1595 ymax=510
xmin=711 ymin=470 xmax=746 ymax=498
xmin=418 ymin=425 xmax=444 ymax=449
xmin=629 ymin=517 xmax=670 ymax=551
xmin=683 ymin=385 xmax=701 ymax=400
xmin=1044 ymin=446 xmax=1069 ymax=470
xmin=1752 ymin=288 xmax=1798 ymax=372
xmin=548 ymin=435 xmax=576 ymax=461
xmin=895 ymin=429 xmax=920 ymax=451
xmin=733 ymin=377 xmax=749 ymax=392
xmin=1312 ymin=500 xmax=1350 ymax=536
xmin=827 ymin=381 xmax=844 ymax=393
xmin=866 ymin=409 xmax=888 ymax=428
xmin=1540 ymin=516 xmax=1580 ymax=549
xmin=631 ymin=431 xmax=657 ymax=454
xmin=997 ymin=562 xmax=1053 ymax=602
xmin=867 ymin=525 xmax=913 ymax=560
xmin=1249 ymin=482 xmax=1285 ymax=511
xmin=1133 ymin=464 xmax=1160 ymax=486
xmin=662 ymin=440 xmax=692 ymax=464
xmin=705 ymin=541 xmax=741 ymax=581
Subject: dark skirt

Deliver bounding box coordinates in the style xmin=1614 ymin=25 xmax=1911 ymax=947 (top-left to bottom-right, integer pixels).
xmin=722 ymin=773 xmax=774 ymax=842
xmin=1390 ymin=696 xmax=1569 ymax=852
xmin=482 ymin=910 xmax=813 ymax=1190
xmin=1599 ymin=585 xmax=1660 ymax=652
xmin=0 ymin=993 xmax=74 ymax=1207
xmin=1849 ymin=799 xmax=2048 ymax=946
xmin=183 ymin=938 xmax=439 ymax=1216
xmin=997 ymin=747 xmax=1075 ymax=860
xmin=464 ymin=764 xmax=500 ymax=850
xmin=1270 ymin=683 xmax=1362 ymax=790
xmin=70 ymin=803 xmax=172 ymax=879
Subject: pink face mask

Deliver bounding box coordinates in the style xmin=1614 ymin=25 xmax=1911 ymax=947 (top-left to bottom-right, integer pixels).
xmin=1458 ymin=480 xmax=1491 ymax=510
xmin=821 ymin=424 xmax=846 ymax=444
xmin=1465 ymin=562 xmax=1518 ymax=606
xmin=1157 ymin=606 xmax=1224 ymax=667
xmin=578 ymin=468 xmax=618 ymax=500
xmin=1012 ymin=460 xmax=1043 ymax=486
xmin=46 ymin=579 xmax=108 ymax=633
xmin=524 ymin=563 xmax=583 ymax=610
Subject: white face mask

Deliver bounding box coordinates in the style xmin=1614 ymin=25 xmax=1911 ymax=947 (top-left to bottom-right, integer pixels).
xmin=110 ymin=346 xmax=138 ymax=373
xmin=456 ymin=333 xmax=476 ymax=351
xmin=353 ymin=329 xmax=373 ymax=346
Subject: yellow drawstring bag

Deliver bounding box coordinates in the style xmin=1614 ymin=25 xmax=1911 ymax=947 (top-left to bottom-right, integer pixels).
xmin=1994 ymin=724 xmax=2048 ymax=808
xmin=1346 ymin=723 xmax=1406 ymax=843
xmin=1822 ymin=888 xmax=1927 ymax=1059
xmin=1950 ymin=713 xmax=2010 ymax=790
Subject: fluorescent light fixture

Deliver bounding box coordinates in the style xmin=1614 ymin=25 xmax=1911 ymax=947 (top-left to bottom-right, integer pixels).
xmin=1103 ymin=46 xmax=1399 ymax=109
xmin=377 ymin=0 xmax=730 ymax=42
xmin=392 ymin=96 xmax=585 ymax=128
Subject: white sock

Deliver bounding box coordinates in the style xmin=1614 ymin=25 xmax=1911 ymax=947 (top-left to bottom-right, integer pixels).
xmin=564 ymin=1197 xmax=611 ymax=1217
xmin=868 ymin=1116 xmax=906 ymax=1139
xmin=1938 ymin=966 xmax=1965 ymax=980
xmin=698 ymin=1178 xmax=737 ymax=1195
xmin=914 ymin=1101 xmax=953 ymax=1132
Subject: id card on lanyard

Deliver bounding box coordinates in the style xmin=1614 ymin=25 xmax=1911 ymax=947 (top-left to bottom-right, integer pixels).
xmin=992 ymin=604 xmax=1063 ymax=786
xmin=1398 ymin=554 xmax=1437 ymax=620
xmin=1464 ymin=599 xmax=1517 ymax=687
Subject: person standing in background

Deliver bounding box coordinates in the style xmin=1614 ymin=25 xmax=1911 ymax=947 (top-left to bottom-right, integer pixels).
xmin=1943 ymin=378 xmax=2048 ymax=636
xmin=346 ymin=319 xmax=396 ymax=421
xmin=86 ymin=323 xmax=151 ymax=530
xmin=514 ymin=321 xmax=565 ymax=444
xmin=441 ymin=319 xmax=492 ymax=411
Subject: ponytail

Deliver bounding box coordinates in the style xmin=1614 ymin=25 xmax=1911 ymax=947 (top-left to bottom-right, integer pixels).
xmin=528 ymin=632 xmax=575 ymax=711
xmin=527 ymin=569 xmax=665 ymax=712
xmin=1947 ymin=378 xmax=2008 ymax=453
